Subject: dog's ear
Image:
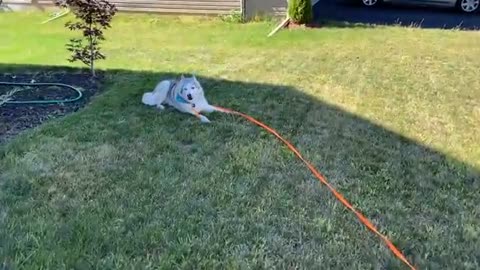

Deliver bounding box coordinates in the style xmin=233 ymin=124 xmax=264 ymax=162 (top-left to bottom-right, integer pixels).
xmin=192 ymin=74 xmax=197 ymax=81
xmin=180 ymin=74 xmax=185 ymax=80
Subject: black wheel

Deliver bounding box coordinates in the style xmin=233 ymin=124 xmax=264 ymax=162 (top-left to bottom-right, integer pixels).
xmin=457 ymin=0 xmax=479 ymax=13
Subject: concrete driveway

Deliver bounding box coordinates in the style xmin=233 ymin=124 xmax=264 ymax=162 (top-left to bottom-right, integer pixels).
xmin=313 ymin=0 xmax=480 ymax=30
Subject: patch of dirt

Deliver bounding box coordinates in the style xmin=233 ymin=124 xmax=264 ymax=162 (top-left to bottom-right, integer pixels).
xmin=0 ymin=70 xmax=103 ymax=144
xmin=287 ymin=21 xmax=322 ymax=29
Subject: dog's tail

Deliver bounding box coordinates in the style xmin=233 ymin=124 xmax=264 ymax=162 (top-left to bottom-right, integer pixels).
xmin=142 ymin=92 xmax=157 ymax=106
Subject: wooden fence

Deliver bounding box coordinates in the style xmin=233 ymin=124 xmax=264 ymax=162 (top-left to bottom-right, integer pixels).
xmin=244 ymin=0 xmax=286 ymax=19
xmin=3 ymin=0 xmax=242 ymax=15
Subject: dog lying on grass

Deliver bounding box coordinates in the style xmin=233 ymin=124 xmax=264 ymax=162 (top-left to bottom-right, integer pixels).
xmin=141 ymin=74 xmax=216 ymax=123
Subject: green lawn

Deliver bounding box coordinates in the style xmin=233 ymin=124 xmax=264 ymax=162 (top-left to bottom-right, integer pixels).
xmin=1 ymin=11 xmax=479 ymax=269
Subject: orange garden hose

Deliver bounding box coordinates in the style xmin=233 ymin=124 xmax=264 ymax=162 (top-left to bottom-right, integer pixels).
xmin=212 ymin=105 xmax=417 ymax=270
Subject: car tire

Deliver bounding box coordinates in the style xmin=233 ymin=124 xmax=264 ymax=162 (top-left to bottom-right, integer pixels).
xmin=457 ymin=0 xmax=480 ymax=13
xmin=361 ymin=0 xmax=382 ymax=7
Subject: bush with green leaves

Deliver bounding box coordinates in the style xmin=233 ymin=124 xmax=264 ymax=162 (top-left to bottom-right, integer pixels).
xmin=288 ymin=0 xmax=313 ymax=24
xmin=219 ymin=10 xmax=244 ymax=23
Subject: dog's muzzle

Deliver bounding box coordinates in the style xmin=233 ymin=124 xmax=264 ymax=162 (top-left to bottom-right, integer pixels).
xmin=187 ymin=94 xmax=193 ymax=101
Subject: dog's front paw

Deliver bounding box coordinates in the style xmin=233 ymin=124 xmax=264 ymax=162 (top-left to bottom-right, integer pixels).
xmin=199 ymin=115 xmax=211 ymax=123
xmin=156 ymin=104 xmax=165 ymax=110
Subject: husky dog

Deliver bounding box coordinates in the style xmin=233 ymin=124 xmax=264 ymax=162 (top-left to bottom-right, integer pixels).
xmin=141 ymin=74 xmax=216 ymax=123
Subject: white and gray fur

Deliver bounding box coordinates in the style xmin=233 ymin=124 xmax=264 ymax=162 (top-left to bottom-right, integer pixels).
xmin=141 ymin=74 xmax=216 ymax=123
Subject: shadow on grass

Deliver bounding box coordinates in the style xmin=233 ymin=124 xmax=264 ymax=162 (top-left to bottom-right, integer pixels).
xmin=0 ymin=63 xmax=479 ymax=269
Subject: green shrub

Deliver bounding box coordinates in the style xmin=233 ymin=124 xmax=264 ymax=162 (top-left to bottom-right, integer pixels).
xmin=219 ymin=10 xmax=244 ymax=23
xmin=288 ymin=0 xmax=313 ymax=24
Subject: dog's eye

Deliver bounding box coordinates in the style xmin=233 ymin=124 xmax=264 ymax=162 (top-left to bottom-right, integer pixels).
xmin=191 ymin=86 xmax=194 ymax=89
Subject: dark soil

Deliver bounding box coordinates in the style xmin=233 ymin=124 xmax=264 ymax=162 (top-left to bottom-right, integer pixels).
xmin=0 ymin=70 xmax=103 ymax=144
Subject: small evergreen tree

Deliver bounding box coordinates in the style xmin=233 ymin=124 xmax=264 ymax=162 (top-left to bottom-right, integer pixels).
xmin=288 ymin=0 xmax=313 ymax=25
xmin=55 ymin=0 xmax=117 ymax=77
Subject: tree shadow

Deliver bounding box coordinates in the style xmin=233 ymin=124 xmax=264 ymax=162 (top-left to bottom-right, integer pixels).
xmin=0 ymin=63 xmax=478 ymax=269
xmin=314 ymin=0 xmax=480 ymax=30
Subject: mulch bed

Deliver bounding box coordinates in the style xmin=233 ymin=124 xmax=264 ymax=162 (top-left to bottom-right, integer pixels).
xmin=286 ymin=21 xmax=323 ymax=29
xmin=0 ymin=70 xmax=103 ymax=144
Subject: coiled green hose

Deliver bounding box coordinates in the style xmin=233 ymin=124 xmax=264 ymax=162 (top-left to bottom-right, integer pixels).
xmin=0 ymin=81 xmax=83 ymax=104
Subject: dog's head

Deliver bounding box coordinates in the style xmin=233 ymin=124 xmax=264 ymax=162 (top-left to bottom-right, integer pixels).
xmin=179 ymin=74 xmax=206 ymax=103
